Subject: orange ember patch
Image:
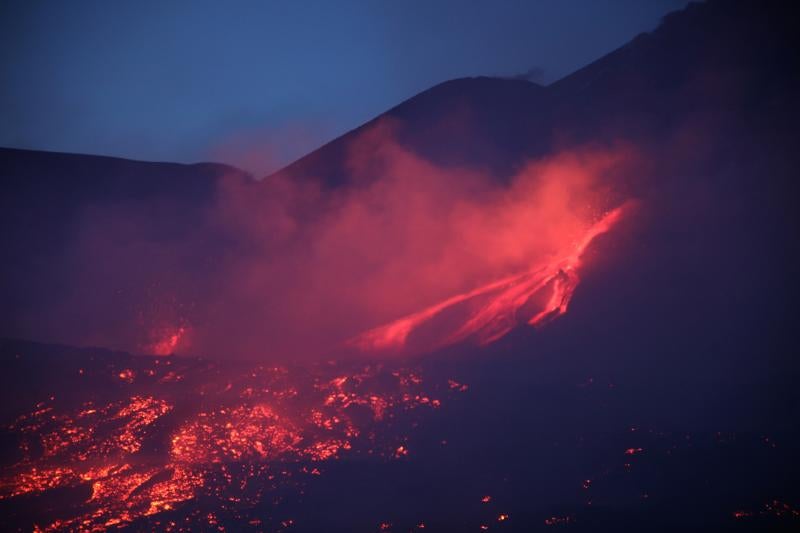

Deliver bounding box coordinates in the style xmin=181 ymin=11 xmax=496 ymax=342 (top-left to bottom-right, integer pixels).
xmin=171 ymin=404 xmax=302 ymax=463
xmin=1 ymin=360 xmax=455 ymax=530
xmin=545 ymin=515 xmax=573 ymax=526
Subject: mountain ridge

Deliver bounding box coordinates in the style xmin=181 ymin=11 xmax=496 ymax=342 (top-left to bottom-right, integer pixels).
xmin=1 ymin=0 xmax=797 ymax=368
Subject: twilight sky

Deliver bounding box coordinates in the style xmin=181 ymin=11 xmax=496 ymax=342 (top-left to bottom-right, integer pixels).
xmin=0 ymin=0 xmax=687 ymax=176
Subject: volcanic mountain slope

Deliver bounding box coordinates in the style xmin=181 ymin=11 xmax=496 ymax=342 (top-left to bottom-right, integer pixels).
xmin=1 ymin=0 xmax=800 ymax=531
xmin=0 ymin=0 xmax=793 ymax=362
xmin=271 ymin=76 xmax=550 ymax=186
xmin=1 ymin=0 xmax=798 ymax=365
xmin=266 ymin=0 xmax=800 ymax=387
xmin=0 ymin=147 xmax=249 ymax=352
xmin=271 ymin=0 xmax=799 ymax=186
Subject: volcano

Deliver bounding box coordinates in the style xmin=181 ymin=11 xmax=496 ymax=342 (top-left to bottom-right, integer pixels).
xmin=1 ymin=0 xmax=799 ymax=531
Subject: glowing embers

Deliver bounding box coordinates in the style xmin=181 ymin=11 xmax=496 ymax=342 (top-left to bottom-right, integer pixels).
xmin=171 ymin=405 xmax=302 ymax=463
xmin=114 ymin=396 xmax=173 ymax=453
xmin=0 ymin=357 xmax=462 ymax=531
xmin=733 ymin=501 xmax=800 ymax=520
xmin=8 ymin=395 xmax=172 ymax=463
xmin=0 ymin=466 xmax=79 ymax=499
xmin=142 ymin=466 xmax=205 ymax=516
xmin=351 ymin=206 xmax=626 ymax=354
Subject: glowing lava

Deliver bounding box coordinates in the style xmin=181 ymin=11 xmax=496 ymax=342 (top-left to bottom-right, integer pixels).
xmin=351 ymin=206 xmax=626 ymax=353
xmin=0 ymin=358 xmax=463 ymax=531
xmin=147 ymin=325 xmax=187 ymax=356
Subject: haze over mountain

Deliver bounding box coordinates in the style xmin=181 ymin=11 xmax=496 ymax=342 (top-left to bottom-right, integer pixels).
xmin=1 ymin=0 xmax=797 ymax=379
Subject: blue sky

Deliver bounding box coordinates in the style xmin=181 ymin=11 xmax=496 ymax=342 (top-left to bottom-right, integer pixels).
xmin=0 ymin=0 xmax=687 ymax=176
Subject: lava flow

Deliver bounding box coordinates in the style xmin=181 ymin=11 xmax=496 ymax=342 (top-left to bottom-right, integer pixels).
xmin=0 ymin=355 xmax=466 ymax=531
xmin=146 ymin=325 xmax=188 ymax=356
xmin=351 ymin=205 xmax=627 ymax=354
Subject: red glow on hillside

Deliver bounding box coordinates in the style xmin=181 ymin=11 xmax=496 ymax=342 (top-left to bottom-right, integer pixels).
xmin=155 ymin=127 xmax=637 ymax=360
xmin=146 ymin=325 xmax=188 ymax=356
xmin=350 ymin=206 xmax=627 ymax=354
xmin=36 ymin=116 xmax=636 ymax=361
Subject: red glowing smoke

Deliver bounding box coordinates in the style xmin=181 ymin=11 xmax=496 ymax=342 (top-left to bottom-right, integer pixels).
xmin=191 ymin=122 xmax=636 ymax=359
xmin=49 ymin=121 xmax=637 ymax=360
xmin=350 ymin=206 xmax=627 ymax=354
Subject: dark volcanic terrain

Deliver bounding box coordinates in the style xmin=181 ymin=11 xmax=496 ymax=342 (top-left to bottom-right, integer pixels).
xmin=1 ymin=1 xmax=799 ymax=531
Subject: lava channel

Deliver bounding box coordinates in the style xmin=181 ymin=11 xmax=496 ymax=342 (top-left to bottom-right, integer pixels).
xmin=350 ymin=205 xmax=627 ymax=354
